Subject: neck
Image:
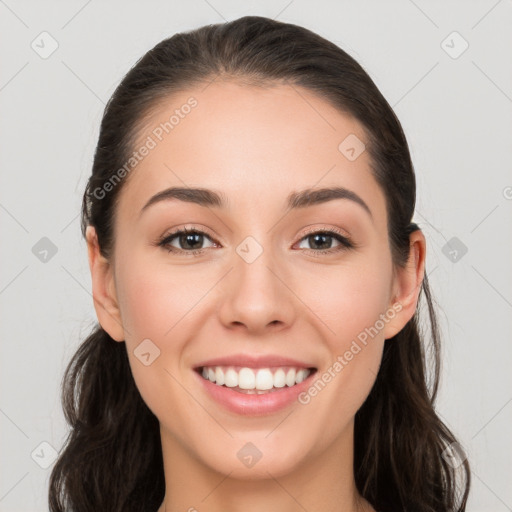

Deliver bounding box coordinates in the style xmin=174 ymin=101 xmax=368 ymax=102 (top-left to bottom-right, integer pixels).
xmin=156 ymin=420 xmax=374 ymax=512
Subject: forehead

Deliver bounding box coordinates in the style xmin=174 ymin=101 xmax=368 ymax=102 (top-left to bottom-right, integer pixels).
xmin=117 ymin=79 xmax=386 ymax=224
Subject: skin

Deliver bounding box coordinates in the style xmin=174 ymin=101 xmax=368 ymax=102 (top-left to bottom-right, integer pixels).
xmin=86 ymin=79 xmax=425 ymax=512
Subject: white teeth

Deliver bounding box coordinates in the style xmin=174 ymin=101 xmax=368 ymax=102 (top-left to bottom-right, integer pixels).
xmin=224 ymin=368 xmax=238 ymax=388
xmin=285 ymin=368 xmax=296 ymax=387
xmin=238 ymin=368 xmax=255 ymax=389
xmin=296 ymin=369 xmax=308 ymax=383
xmin=215 ymin=367 xmax=224 ymax=386
xmin=199 ymin=365 xmax=312 ymax=391
xmin=273 ymin=369 xmax=286 ymax=388
xmin=255 ymin=369 xmax=274 ymax=390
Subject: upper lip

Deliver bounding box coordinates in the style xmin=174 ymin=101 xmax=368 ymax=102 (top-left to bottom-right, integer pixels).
xmin=194 ymin=354 xmax=317 ymax=370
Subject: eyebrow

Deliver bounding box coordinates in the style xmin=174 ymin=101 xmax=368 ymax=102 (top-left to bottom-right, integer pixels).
xmin=139 ymin=186 xmax=372 ymax=219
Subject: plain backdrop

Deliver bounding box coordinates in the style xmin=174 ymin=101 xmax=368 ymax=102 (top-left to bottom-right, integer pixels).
xmin=1 ymin=1 xmax=511 ymax=511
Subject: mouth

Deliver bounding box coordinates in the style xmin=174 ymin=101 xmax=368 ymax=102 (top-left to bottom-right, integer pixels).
xmin=195 ymin=365 xmax=318 ymax=395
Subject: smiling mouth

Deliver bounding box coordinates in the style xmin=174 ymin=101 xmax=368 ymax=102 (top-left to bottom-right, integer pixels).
xmin=195 ymin=365 xmax=318 ymax=394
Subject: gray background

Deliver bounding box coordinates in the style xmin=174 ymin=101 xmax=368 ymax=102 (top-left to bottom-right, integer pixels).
xmin=1 ymin=1 xmax=511 ymax=510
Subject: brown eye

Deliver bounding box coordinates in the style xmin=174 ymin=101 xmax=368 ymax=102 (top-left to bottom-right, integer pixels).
xmin=158 ymin=228 xmax=216 ymax=254
xmin=297 ymin=230 xmax=353 ymax=254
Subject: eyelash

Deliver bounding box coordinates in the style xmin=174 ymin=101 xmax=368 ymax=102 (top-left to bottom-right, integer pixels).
xmin=157 ymin=226 xmax=355 ymax=257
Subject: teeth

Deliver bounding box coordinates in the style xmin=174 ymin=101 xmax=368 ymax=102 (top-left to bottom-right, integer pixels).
xmin=224 ymin=368 xmax=238 ymax=388
xmin=199 ymin=365 xmax=312 ymax=391
xmin=239 ymin=368 xmax=256 ymax=389
xmin=285 ymin=368 xmax=296 ymax=387
xmin=215 ymin=367 xmax=225 ymax=386
xmin=255 ymin=369 xmax=273 ymax=390
xmin=296 ymin=369 xmax=308 ymax=383
xmin=273 ymin=369 xmax=286 ymax=388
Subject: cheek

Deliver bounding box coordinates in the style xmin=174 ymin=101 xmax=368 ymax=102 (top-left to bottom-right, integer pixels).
xmin=297 ymin=251 xmax=393 ymax=348
xmin=293 ymin=251 xmax=392 ymax=419
xmin=113 ymin=251 xmax=211 ymax=418
xmin=115 ymin=250 xmax=210 ymax=343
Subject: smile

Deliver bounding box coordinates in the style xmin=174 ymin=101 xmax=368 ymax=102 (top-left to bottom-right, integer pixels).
xmin=198 ymin=365 xmax=316 ymax=394
xmin=193 ymin=363 xmax=318 ymax=415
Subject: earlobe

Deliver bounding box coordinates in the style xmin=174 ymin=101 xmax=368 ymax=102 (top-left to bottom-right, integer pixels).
xmin=85 ymin=226 xmax=125 ymax=342
xmin=383 ymin=230 xmax=426 ymax=339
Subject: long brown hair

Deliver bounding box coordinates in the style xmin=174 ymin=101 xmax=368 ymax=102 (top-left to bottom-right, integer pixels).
xmin=49 ymin=15 xmax=470 ymax=511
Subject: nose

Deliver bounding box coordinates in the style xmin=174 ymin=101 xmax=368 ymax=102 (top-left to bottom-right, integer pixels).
xmin=217 ymin=241 xmax=297 ymax=335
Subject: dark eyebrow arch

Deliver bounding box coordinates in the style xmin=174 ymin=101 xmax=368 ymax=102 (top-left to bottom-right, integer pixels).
xmin=140 ymin=185 xmax=372 ymax=219
xmin=287 ymin=186 xmax=372 ymax=219
xmin=140 ymin=187 xmax=228 ymax=216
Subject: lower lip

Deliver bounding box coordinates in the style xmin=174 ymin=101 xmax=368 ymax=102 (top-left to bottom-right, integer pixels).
xmin=194 ymin=369 xmax=317 ymax=416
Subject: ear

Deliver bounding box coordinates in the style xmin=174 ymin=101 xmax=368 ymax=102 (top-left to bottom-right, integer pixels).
xmin=85 ymin=226 xmax=125 ymax=342
xmin=383 ymin=229 xmax=426 ymax=339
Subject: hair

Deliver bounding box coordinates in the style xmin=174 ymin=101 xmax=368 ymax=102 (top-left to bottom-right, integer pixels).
xmin=49 ymin=15 xmax=470 ymax=512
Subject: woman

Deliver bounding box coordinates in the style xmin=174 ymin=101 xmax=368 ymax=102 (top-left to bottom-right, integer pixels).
xmin=49 ymin=15 xmax=471 ymax=512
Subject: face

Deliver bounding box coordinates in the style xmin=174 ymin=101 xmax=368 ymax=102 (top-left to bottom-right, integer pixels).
xmin=87 ymin=79 xmax=424 ymax=480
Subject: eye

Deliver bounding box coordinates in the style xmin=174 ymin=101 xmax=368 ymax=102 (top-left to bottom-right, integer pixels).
xmin=295 ymin=228 xmax=354 ymax=255
xmin=157 ymin=226 xmax=355 ymax=257
xmin=158 ymin=227 xmax=217 ymax=255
